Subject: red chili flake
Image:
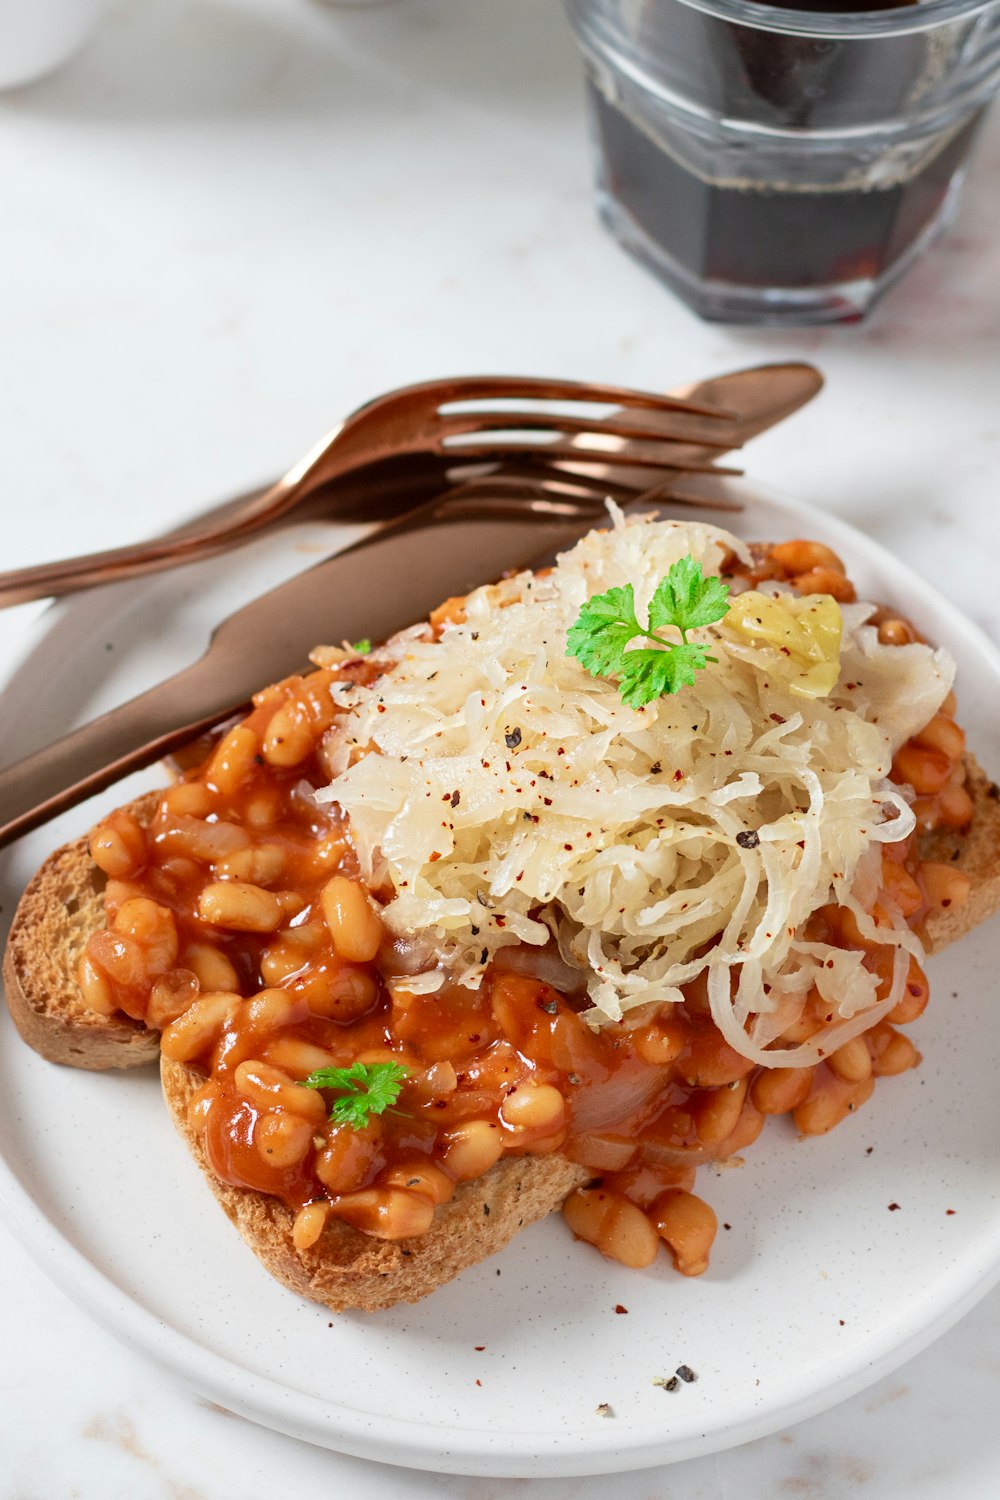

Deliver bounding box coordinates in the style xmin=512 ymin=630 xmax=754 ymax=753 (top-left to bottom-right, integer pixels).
xmin=475 ymin=1345 xmax=486 ymax=1351
xmin=475 ymin=1379 xmax=482 ymax=1387
xmin=564 ymin=843 xmax=574 ymax=851
xmin=428 ymin=851 xmax=442 ymax=862
xmin=839 ymin=1319 xmax=846 ymax=1326
xmin=888 ymin=1202 xmax=901 ymax=1211
xmin=451 ymin=789 xmax=461 ymax=807
xmin=769 ymin=713 xmax=786 ymax=724
xmin=673 ymin=769 xmax=683 ymax=782
xmin=614 ymin=1305 xmax=628 ymax=1315
xmin=494 ymin=916 xmax=505 ymax=928
xmin=946 ymin=1209 xmax=956 ymax=1216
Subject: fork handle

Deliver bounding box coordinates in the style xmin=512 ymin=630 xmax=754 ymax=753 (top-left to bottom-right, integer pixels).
xmin=0 ymin=457 xmax=443 ymax=609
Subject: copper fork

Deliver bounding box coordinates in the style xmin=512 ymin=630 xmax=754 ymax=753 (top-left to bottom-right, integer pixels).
xmin=0 ymin=375 xmax=739 ymax=608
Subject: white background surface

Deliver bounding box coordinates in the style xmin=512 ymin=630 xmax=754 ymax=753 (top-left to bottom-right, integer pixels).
xmin=1 ymin=0 xmax=999 ymax=1494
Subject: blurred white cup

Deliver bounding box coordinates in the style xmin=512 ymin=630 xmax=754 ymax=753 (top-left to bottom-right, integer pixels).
xmin=0 ymin=0 xmax=105 ymax=91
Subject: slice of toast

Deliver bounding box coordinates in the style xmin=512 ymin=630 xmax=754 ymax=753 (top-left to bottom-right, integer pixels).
xmin=161 ymin=1053 xmax=589 ymax=1312
xmin=2 ymin=792 xmax=161 ymax=1070
xmin=4 ymin=760 xmax=999 ymax=1312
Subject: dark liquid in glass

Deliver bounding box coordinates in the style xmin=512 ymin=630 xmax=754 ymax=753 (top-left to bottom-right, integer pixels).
xmin=589 ymin=79 xmax=979 ymax=299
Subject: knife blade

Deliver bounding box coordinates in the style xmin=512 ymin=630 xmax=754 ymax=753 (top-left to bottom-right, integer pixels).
xmin=0 ymin=498 xmax=607 ymax=847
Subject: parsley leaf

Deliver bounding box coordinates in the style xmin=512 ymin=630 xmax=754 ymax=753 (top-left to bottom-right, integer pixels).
xmin=649 ymin=557 xmax=731 ymax=635
xmin=300 ymin=1061 xmax=409 ymax=1129
xmin=566 ymin=555 xmax=730 ymax=708
xmin=351 ymin=638 xmax=372 ymax=656
xmin=617 ymin=642 xmax=713 ymax=707
xmin=565 ymin=584 xmax=643 ymax=680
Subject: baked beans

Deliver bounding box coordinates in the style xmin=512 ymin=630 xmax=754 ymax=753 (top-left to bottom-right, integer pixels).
xmin=76 ymin=546 xmax=972 ymax=1276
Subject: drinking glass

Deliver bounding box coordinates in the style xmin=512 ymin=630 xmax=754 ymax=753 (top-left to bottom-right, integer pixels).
xmin=563 ymin=0 xmax=1000 ymax=323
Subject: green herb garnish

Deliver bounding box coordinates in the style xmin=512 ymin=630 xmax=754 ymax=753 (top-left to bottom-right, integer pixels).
xmin=351 ymin=638 xmax=372 ymax=656
xmin=300 ymin=1061 xmax=408 ymax=1129
xmin=566 ymin=555 xmax=730 ymax=708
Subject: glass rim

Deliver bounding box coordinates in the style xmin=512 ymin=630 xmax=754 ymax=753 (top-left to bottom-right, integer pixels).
xmin=601 ymin=0 xmax=1000 ymax=39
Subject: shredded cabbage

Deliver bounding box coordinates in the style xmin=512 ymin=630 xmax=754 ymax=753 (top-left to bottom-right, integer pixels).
xmin=315 ymin=512 xmax=954 ymax=1067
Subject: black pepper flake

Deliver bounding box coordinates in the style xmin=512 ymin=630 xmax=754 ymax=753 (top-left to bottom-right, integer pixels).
xmin=888 ymin=1202 xmax=901 ymax=1211
xmin=480 ymin=948 xmax=488 ymax=965
xmin=451 ymin=789 xmax=461 ymax=807
xmin=736 ymin=830 xmax=760 ymax=850
xmin=537 ymin=998 xmax=559 ymax=1015
xmin=471 ymin=631 xmax=479 ymax=640
xmin=567 ymin=1072 xmax=581 ymax=1085
xmin=676 ymin=1365 xmax=697 ymax=1384
xmin=655 ymin=1376 xmax=680 ymax=1392
xmin=471 ymin=925 xmax=480 ymax=936
xmin=254 ymin=753 xmax=265 ymax=765
xmin=723 ymin=1223 xmax=731 ymax=1231
xmin=865 ymin=1146 xmax=874 ymax=1155
xmin=505 ymin=727 xmax=522 ymax=749
xmin=650 ymin=761 xmax=662 ymax=775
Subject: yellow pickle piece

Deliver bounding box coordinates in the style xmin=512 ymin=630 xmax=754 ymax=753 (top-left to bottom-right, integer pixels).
xmin=722 ymin=591 xmax=843 ymax=698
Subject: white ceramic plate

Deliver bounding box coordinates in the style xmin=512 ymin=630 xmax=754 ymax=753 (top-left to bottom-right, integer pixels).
xmin=1 ymin=484 xmax=1000 ymax=1479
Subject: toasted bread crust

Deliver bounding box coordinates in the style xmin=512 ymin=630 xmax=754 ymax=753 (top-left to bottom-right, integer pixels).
xmin=4 ymin=759 xmax=999 ymax=1309
xmin=2 ymin=793 xmax=161 ymax=1070
xmin=161 ymin=1053 xmax=590 ymax=1311
xmin=922 ymin=758 xmax=1000 ymax=955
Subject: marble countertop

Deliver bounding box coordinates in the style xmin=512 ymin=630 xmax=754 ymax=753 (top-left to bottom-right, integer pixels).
xmin=2 ymin=0 xmax=1000 ymax=1493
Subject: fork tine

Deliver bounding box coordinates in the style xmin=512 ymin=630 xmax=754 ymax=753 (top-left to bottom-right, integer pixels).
xmin=436 ymin=457 xmax=747 ymax=514
xmin=441 ymin=439 xmax=744 ymax=473
xmin=436 ymin=409 xmax=742 ymax=450
xmin=429 ymin=375 xmax=734 ymax=421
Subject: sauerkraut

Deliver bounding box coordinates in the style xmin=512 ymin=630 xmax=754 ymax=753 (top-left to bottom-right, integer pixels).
xmin=315 ymin=512 xmax=955 ymax=1067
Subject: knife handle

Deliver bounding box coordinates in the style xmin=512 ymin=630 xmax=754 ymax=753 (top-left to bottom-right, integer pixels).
xmin=0 ymin=657 xmax=250 ymax=849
